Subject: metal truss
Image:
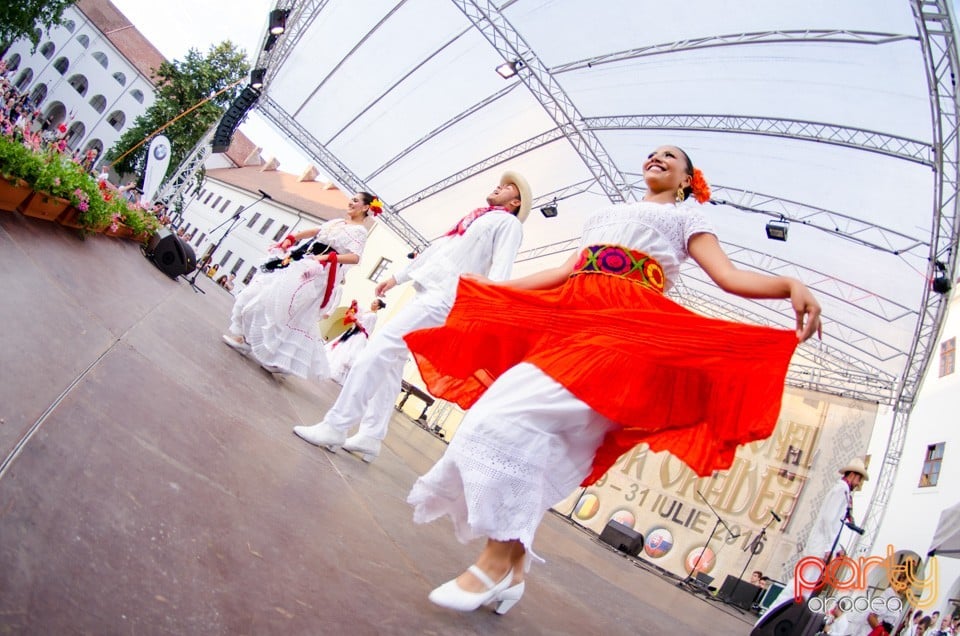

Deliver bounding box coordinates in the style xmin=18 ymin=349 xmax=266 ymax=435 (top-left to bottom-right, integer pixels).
xmin=153 ymin=127 xmax=214 ymax=209
xmin=253 ymin=0 xmax=329 ymax=91
xmin=584 ymin=114 xmax=933 ymax=166
xmin=451 ymin=0 xmax=632 ymax=203
xmin=855 ymin=0 xmax=960 ymax=556
xmin=551 ymin=30 xmax=917 ymax=74
xmin=256 ymin=94 xmax=430 ymax=250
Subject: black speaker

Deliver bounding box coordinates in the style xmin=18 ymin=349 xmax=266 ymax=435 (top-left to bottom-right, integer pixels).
xmin=211 ymin=86 xmax=260 ymax=153
xmin=751 ymin=600 xmax=825 ymax=636
xmin=598 ymin=519 xmax=644 ymax=557
xmin=718 ymin=575 xmax=764 ymax=610
xmin=146 ymin=228 xmax=196 ymax=278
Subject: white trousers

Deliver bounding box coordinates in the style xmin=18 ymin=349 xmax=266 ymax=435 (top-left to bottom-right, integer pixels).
xmin=319 ymin=292 xmax=451 ymax=439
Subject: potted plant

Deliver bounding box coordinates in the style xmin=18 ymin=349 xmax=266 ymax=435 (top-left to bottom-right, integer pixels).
xmin=21 ymin=151 xmax=83 ymax=221
xmin=0 ymin=134 xmax=44 ymax=213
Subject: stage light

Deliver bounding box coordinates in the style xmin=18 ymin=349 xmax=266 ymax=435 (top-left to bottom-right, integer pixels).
xmin=496 ymin=59 xmax=523 ymax=79
xmin=269 ymin=9 xmax=288 ymax=35
xmin=932 ymin=261 xmax=952 ymax=294
xmin=263 ymin=33 xmax=278 ymax=51
xmin=540 ymin=199 xmax=558 ymax=218
xmin=765 ymin=218 xmax=789 ymax=241
xmin=250 ymin=68 xmax=266 ymax=89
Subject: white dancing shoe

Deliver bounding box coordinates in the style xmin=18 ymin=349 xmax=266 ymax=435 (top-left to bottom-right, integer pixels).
xmin=221 ymin=334 xmax=251 ymax=355
xmin=293 ymin=421 xmax=346 ymax=452
xmin=494 ymin=580 xmax=525 ymax=615
xmin=428 ymin=566 xmax=513 ymax=612
xmin=260 ymin=363 xmax=289 ymax=376
xmin=342 ymin=434 xmax=381 ymax=462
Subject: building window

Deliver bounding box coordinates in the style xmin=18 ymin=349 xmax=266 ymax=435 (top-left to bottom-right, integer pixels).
xmin=272 ymin=224 xmax=290 ymax=241
xmin=68 ymin=74 xmax=88 ymax=96
xmin=106 ymin=110 xmax=125 ymax=131
xmin=368 ymin=257 xmax=392 ymax=283
xmin=204 ymin=192 xmax=215 ymax=204
xmin=219 ymin=199 xmax=231 ymax=213
xmin=76 ymin=34 xmax=89 ymax=48
xmin=230 ymin=258 xmax=245 ymax=275
xmin=196 ymin=233 xmax=205 ymax=245
xmin=14 ymin=69 xmax=33 ymax=91
xmin=219 ymin=250 xmax=233 ymax=266
xmin=259 ymin=218 xmax=274 ymax=235
xmin=246 ymin=212 xmax=261 ymax=228
xmin=53 ymin=57 xmax=69 ymax=75
xmin=919 ymin=443 xmax=945 ymax=487
xmin=91 ymin=51 xmax=108 ymax=69
xmin=234 ymin=204 xmax=245 ymax=216
xmin=39 ymin=42 xmax=55 ymax=59
xmin=243 ymin=266 xmax=257 ymax=285
xmin=89 ymin=94 xmax=106 ymax=113
xmin=112 ymin=71 xmax=126 ymax=86
xmin=62 ymin=19 xmax=76 ymax=33
xmin=212 ymin=195 xmax=222 ymax=208
xmin=130 ymin=89 xmax=144 ymax=103
xmin=940 ymin=337 xmax=956 ymax=377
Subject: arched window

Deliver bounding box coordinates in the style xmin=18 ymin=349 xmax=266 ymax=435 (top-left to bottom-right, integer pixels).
xmin=39 ymin=42 xmax=55 ymax=59
xmin=14 ymin=69 xmax=33 ymax=92
xmin=53 ymin=57 xmax=68 ymax=75
xmin=112 ymin=71 xmax=126 ymax=86
xmin=29 ymin=83 xmax=47 ymax=107
xmin=66 ymin=122 xmax=85 ymax=150
xmin=5 ymin=54 xmax=21 ymax=72
xmin=43 ymin=102 xmax=67 ymax=130
xmin=68 ymin=74 xmax=88 ymax=96
xmin=91 ymin=51 xmax=108 ymax=69
xmin=107 ymin=110 xmax=126 ymax=131
xmin=62 ymin=20 xmax=75 ymax=33
xmin=129 ymin=89 xmax=144 ymax=103
xmin=77 ymin=34 xmax=89 ymax=48
xmin=88 ymin=94 xmax=106 ymax=113
xmin=83 ymin=139 xmax=103 ymax=157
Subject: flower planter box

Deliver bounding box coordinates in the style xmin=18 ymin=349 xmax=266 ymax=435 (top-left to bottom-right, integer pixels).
xmin=19 ymin=192 xmax=70 ymax=221
xmin=56 ymin=205 xmax=84 ymax=229
xmin=0 ymin=177 xmax=33 ymax=213
xmin=104 ymin=223 xmax=135 ymax=240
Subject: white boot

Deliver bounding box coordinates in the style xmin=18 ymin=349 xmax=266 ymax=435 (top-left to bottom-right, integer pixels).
xmin=293 ymin=421 xmax=346 ymax=452
xmin=342 ymin=434 xmax=381 ymax=463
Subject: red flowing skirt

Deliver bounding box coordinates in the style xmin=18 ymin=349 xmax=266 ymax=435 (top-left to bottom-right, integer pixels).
xmin=403 ymin=273 xmax=798 ymax=484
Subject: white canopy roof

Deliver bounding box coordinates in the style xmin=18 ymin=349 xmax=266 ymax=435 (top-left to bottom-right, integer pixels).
xmin=247 ymin=0 xmax=959 ymax=411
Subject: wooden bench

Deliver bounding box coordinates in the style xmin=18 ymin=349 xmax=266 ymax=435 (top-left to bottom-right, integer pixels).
xmin=397 ymin=380 xmax=435 ymax=422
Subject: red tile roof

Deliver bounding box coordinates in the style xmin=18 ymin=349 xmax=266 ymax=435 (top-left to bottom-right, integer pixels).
xmin=75 ymin=0 xmax=167 ymax=85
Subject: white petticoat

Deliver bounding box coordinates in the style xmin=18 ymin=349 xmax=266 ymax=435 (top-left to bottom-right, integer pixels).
xmin=325 ymin=329 xmax=369 ymax=384
xmin=229 ymin=258 xmax=338 ymax=380
xmin=406 ymin=362 xmax=617 ymax=563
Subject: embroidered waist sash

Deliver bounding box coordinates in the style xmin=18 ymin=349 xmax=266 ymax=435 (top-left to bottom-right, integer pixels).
xmin=571 ymin=244 xmax=666 ymax=294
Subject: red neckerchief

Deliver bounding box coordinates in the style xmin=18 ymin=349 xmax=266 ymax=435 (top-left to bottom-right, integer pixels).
xmin=444 ymin=206 xmax=511 ymax=236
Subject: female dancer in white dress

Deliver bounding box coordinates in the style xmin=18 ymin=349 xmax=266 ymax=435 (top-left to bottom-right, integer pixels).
xmin=402 ymin=147 xmax=822 ymax=614
xmin=325 ymin=298 xmax=386 ymax=384
xmin=222 ymin=193 xmax=379 ymax=379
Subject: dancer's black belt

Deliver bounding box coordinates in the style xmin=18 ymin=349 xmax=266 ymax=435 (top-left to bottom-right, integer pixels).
xmin=260 ymin=241 xmax=337 ymax=273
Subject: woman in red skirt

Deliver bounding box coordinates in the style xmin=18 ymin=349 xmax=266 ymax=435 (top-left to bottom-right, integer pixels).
xmin=403 ymin=146 xmax=822 ymax=614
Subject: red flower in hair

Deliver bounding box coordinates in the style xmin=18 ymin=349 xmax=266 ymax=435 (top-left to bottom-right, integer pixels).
xmin=369 ymin=197 xmax=383 ymax=217
xmin=690 ymin=168 xmax=711 ymax=204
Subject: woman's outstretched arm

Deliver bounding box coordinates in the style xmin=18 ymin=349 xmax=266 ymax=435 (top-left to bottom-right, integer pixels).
xmin=466 ymin=251 xmax=580 ymax=291
xmin=688 ymin=232 xmax=822 ymax=342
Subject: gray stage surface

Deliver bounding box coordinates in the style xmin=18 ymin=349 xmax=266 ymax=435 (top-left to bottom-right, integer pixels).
xmin=0 ymin=212 xmax=755 ymax=634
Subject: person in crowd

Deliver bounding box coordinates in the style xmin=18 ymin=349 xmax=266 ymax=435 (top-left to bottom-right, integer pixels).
xmin=326 ymin=298 xmax=386 ymax=384
xmin=292 ymin=171 xmax=531 ymax=462
xmin=222 ymin=192 xmax=378 ymax=378
xmin=398 ymin=146 xmax=821 ymax=613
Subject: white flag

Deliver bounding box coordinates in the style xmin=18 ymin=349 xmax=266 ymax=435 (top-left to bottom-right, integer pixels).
xmin=140 ymin=135 xmax=172 ymax=205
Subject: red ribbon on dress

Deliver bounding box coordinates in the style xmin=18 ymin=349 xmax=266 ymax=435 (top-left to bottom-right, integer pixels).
xmin=444 ymin=206 xmax=511 ymax=236
xmin=320 ymin=252 xmax=338 ymax=309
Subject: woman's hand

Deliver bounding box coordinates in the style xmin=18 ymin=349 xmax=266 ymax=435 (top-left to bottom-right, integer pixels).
xmin=790 ymin=280 xmax=822 ymax=342
xmin=314 ymin=253 xmax=328 ymax=264
xmin=375 ymin=276 xmax=397 ymax=297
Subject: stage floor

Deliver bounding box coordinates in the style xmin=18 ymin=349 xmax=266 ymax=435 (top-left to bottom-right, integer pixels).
xmin=0 ymin=212 xmax=756 ymax=634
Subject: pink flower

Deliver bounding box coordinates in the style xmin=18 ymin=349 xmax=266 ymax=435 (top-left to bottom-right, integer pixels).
xmin=57 ymin=124 xmax=67 ymax=134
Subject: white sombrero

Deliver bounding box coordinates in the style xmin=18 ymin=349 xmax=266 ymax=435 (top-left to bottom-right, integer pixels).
xmin=838 ymin=458 xmax=870 ymax=481
xmin=500 ymin=170 xmax=532 ymax=223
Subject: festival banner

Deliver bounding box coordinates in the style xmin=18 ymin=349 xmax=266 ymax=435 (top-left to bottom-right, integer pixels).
xmin=140 ymin=135 xmax=171 ymax=205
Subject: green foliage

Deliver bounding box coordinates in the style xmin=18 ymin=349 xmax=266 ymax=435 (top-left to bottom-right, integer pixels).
xmin=0 ymin=0 xmax=75 ymax=51
xmin=0 ymin=134 xmax=44 ymax=183
xmin=105 ymin=42 xmax=250 ymax=181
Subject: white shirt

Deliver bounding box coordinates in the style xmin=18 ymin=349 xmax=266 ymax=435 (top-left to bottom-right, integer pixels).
xmin=579 ymin=201 xmax=715 ymax=291
xmin=392 ymin=210 xmax=522 ymax=303
xmin=850 ymin=586 xmax=903 ymax=636
xmin=806 ymin=479 xmax=853 ymax=560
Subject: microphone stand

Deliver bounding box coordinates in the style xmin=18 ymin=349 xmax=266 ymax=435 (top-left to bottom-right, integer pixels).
xmin=729 ymin=511 xmax=779 ymax=610
xmin=679 ymin=490 xmax=739 ymax=592
xmin=185 ymin=190 xmax=271 ymax=294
